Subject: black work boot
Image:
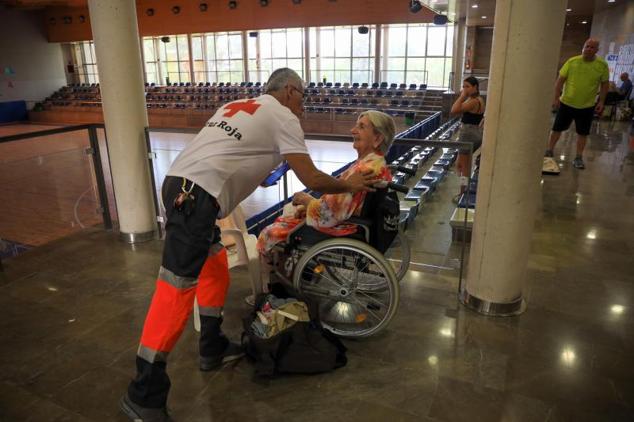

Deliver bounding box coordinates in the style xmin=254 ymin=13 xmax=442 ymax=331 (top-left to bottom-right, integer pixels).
xmin=199 ymin=315 xmax=244 ymax=371
xmin=120 ymin=392 xmax=172 ymax=422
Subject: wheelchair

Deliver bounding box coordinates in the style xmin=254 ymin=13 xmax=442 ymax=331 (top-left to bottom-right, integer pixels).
xmin=267 ymin=182 xmax=411 ymax=338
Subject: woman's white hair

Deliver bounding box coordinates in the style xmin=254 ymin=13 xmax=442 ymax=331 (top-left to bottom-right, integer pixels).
xmin=358 ymin=110 xmax=396 ymax=154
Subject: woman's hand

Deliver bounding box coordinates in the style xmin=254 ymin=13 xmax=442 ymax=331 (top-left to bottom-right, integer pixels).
xmin=292 ymin=191 xmax=314 ymax=207
xmin=294 ymin=205 xmax=307 ymax=219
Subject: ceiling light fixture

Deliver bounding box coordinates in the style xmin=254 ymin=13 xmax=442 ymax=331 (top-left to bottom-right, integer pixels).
xmin=566 ymin=8 xmax=572 ymax=12
xmin=581 ymin=20 xmax=588 ymax=24
xmin=481 ymin=15 xmax=487 ymax=19
xmin=260 ymin=0 xmax=269 ymax=6
xmin=228 ymin=0 xmax=237 ymax=9
xmin=409 ymin=0 xmax=423 ymax=13
xmin=472 ymin=4 xmax=478 ymax=8
xmin=199 ymin=2 xmax=208 ymax=11
xmin=292 ymin=0 xmax=301 ymax=4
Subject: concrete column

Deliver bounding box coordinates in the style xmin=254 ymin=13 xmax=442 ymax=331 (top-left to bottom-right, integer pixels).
xmin=87 ymin=0 xmax=156 ymax=243
xmin=451 ymin=18 xmax=467 ymax=92
xmin=459 ymin=0 xmax=566 ymax=315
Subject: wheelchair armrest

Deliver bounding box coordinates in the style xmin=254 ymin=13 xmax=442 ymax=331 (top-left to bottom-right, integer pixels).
xmin=347 ymin=216 xmax=372 ymax=226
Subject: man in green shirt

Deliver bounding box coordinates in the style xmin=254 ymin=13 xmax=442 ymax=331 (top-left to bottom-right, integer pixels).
xmin=545 ymin=38 xmax=609 ymax=169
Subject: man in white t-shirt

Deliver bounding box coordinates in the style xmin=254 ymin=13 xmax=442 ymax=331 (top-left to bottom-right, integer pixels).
xmin=121 ymin=68 xmax=376 ymax=421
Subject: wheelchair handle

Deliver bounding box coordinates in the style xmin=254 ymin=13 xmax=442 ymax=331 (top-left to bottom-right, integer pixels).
xmin=374 ymin=180 xmax=409 ymax=194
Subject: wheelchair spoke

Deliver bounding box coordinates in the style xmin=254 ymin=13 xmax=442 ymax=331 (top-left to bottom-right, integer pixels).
xmin=347 ymin=295 xmax=385 ymax=322
xmin=352 ymin=288 xmax=389 ymax=309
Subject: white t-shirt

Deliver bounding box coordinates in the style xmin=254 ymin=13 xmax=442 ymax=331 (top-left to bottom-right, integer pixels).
xmin=167 ymin=94 xmax=308 ymax=217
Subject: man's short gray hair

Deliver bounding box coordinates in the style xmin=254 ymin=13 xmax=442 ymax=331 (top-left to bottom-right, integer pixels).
xmin=358 ymin=110 xmax=396 ymax=154
xmin=265 ymin=68 xmax=304 ymax=93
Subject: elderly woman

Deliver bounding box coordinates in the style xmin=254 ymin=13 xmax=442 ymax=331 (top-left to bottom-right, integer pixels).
xmin=256 ymin=110 xmax=395 ymax=269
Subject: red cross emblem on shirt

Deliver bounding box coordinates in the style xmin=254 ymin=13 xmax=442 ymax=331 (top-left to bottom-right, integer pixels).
xmin=222 ymin=99 xmax=261 ymax=118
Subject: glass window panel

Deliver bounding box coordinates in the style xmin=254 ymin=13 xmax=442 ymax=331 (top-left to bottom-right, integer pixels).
xmin=335 ymin=58 xmax=350 ymax=70
xmin=205 ymin=35 xmax=216 ymax=60
xmin=230 ymin=60 xmax=243 ymax=72
xmin=335 ymin=70 xmax=349 ymax=83
xmin=386 ymin=71 xmax=404 ymax=84
xmin=143 ymin=39 xmax=155 ymax=62
xmin=228 ymin=34 xmax=242 ymax=59
xmin=406 ymin=69 xmax=426 ymax=86
xmin=320 ymin=58 xmax=334 ymax=71
xmin=180 ymin=72 xmax=191 ymax=83
xmin=352 ymin=70 xmax=371 ymax=84
xmin=217 ymin=60 xmax=231 ymax=71
xmin=426 ymin=57 xmax=445 ymax=87
xmin=194 ymin=61 xmax=205 ymax=72
xmin=444 ymin=58 xmax=453 ymax=86
xmin=165 ymin=41 xmax=178 ymax=60
xmin=335 ymin=27 xmax=351 ymax=57
xmin=230 ymin=71 xmax=243 ymax=82
xmin=287 ymin=59 xmax=303 ymax=76
xmin=218 ymin=72 xmax=231 ymax=83
xmin=287 ymin=29 xmax=303 ymax=57
xmin=427 ymin=26 xmax=446 ymax=56
xmin=352 ymin=29 xmax=370 ymax=57
xmin=407 ymin=26 xmax=426 ymax=56
xmin=352 ymin=57 xmax=370 ymax=70
xmin=177 ymin=36 xmax=189 ymax=60
xmin=320 ymin=29 xmax=334 ymax=57
xmin=158 ymin=41 xmax=167 ymax=61
xmin=446 ymin=25 xmax=454 ymax=56
xmin=309 ymin=28 xmax=316 ymax=54
xmin=179 ymin=61 xmax=190 ymax=73
xmin=272 ymin=31 xmax=286 ymax=57
xmin=191 ymin=36 xmax=203 ymax=60
xmin=167 ymin=62 xmax=179 ymax=73
xmin=407 ymin=57 xmax=425 ymax=71
xmin=387 ymin=57 xmax=405 ymax=70
xmin=260 ymin=32 xmax=272 ymax=58
xmin=272 ymin=58 xmax=287 ymax=70
xmin=248 ymin=35 xmax=257 ymax=60
xmin=82 ymin=43 xmax=92 ymax=62
xmin=216 ymin=35 xmax=229 ymax=59
xmin=387 ymin=26 xmax=406 ymax=57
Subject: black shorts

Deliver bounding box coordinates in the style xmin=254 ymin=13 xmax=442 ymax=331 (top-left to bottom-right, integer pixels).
xmin=552 ymin=102 xmax=594 ymax=136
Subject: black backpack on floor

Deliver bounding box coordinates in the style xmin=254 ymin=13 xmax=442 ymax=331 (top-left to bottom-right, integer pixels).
xmin=241 ymin=283 xmax=347 ymax=377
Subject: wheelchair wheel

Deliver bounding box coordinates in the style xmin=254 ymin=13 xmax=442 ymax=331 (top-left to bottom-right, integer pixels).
xmin=384 ymin=231 xmax=410 ymax=282
xmin=292 ymin=238 xmax=399 ymax=338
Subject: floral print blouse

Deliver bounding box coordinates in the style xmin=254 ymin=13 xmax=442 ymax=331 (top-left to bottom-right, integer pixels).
xmin=257 ymin=152 xmax=391 ymax=254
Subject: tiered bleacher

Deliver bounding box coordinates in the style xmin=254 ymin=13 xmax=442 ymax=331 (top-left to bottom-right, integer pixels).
xmin=36 ymin=81 xmax=446 ymax=132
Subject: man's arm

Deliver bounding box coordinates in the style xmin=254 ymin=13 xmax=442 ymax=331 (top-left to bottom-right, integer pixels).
xmin=284 ymin=153 xmax=375 ymax=193
xmin=595 ymin=81 xmax=609 ymax=115
xmin=553 ymin=76 xmax=566 ymax=108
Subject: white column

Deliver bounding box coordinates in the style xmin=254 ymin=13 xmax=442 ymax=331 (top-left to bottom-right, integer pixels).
xmin=87 ymin=0 xmax=156 ymax=243
xmin=459 ymin=0 xmax=567 ymax=315
xmin=452 ymin=18 xmax=466 ymax=92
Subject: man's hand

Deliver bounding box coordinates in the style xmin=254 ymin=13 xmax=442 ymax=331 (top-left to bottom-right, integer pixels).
xmin=345 ymin=169 xmax=378 ymax=193
xmin=552 ymin=97 xmax=560 ymax=110
xmin=594 ymin=101 xmax=604 ymax=116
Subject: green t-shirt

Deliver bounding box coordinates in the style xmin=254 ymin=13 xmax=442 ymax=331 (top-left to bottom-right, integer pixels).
xmin=559 ymin=55 xmax=609 ymax=109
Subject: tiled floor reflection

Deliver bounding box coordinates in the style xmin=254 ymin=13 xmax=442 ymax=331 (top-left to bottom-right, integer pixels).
xmin=0 ymin=121 xmax=633 ymax=421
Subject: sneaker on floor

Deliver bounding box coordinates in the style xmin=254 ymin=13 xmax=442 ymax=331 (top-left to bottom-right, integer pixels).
xmin=200 ymin=342 xmax=245 ymax=371
xmin=544 ymin=149 xmax=554 ymax=158
xmin=120 ymin=393 xmax=172 ymax=422
xmin=572 ymin=157 xmax=585 ymax=169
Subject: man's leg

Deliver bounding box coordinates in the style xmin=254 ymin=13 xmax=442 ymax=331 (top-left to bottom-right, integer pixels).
xmin=124 ymin=177 xmax=218 ymax=417
xmin=572 ymin=106 xmax=594 ymax=169
xmin=196 ymin=239 xmax=244 ymax=371
xmin=546 ymin=131 xmax=562 ymax=156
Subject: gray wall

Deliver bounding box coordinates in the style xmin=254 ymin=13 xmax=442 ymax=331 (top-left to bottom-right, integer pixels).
xmin=591 ymin=1 xmax=634 ymax=82
xmin=0 ymin=6 xmax=66 ymax=108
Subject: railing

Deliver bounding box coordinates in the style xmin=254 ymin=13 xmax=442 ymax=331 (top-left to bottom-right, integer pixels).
xmin=0 ymin=124 xmax=114 ymax=264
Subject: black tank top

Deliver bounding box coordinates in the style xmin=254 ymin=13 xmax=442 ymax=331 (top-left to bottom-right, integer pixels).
xmin=461 ymin=97 xmax=484 ymax=125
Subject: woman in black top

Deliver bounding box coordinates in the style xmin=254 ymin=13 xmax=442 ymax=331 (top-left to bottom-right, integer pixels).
xmin=450 ymin=76 xmax=485 ymax=200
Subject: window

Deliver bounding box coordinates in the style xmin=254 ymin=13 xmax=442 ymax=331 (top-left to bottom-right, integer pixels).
xmin=142 ymin=35 xmax=191 ymax=84
xmin=248 ymin=28 xmax=304 ymax=83
xmin=383 ymin=24 xmax=455 ymax=88
xmin=310 ymin=26 xmax=375 ymax=85
xmin=199 ymin=32 xmax=244 ymax=84
xmin=71 ymin=41 xmax=99 ymax=84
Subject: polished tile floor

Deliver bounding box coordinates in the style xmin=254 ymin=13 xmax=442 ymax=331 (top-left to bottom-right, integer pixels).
xmin=1 ymin=121 xmax=633 ymax=421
